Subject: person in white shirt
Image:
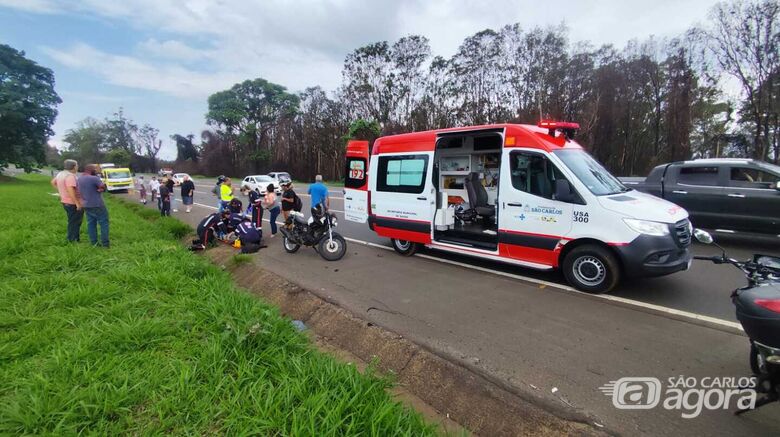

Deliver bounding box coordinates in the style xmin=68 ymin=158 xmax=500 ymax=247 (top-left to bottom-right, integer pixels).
xmin=150 ymin=177 xmax=161 ymax=209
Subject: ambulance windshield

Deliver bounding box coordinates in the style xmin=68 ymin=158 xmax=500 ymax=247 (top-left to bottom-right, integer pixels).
xmin=553 ymin=150 xmax=628 ymax=196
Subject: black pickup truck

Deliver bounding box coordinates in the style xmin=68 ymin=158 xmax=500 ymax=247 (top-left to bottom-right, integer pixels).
xmin=623 ymin=158 xmax=780 ymax=235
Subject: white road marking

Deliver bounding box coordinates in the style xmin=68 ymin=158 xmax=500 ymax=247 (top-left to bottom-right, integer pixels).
xmin=168 ymin=198 xmax=743 ymax=332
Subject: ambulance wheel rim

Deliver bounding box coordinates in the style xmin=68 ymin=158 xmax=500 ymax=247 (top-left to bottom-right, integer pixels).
xmin=573 ymin=256 xmax=606 ymax=287
xmin=395 ymin=240 xmax=411 ymax=251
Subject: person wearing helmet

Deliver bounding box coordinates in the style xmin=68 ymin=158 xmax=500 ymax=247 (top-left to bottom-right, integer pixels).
xmin=280 ymin=179 xmax=300 ymax=224
xmin=213 ymin=175 xmax=226 ymax=211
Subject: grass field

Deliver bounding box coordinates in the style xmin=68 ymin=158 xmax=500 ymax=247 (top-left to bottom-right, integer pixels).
xmin=0 ymin=175 xmax=436 ymax=435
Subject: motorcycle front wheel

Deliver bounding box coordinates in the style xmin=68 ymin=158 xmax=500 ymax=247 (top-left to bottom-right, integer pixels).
xmin=318 ymin=233 xmax=347 ymax=261
xmin=283 ymin=236 xmax=301 ymax=253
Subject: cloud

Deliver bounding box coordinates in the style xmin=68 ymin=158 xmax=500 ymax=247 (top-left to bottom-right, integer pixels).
xmin=137 ymin=38 xmax=212 ymax=62
xmin=41 ymin=42 xmax=244 ymax=99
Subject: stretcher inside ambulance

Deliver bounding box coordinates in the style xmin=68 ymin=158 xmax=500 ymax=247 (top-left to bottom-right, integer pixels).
xmin=344 ymin=122 xmax=692 ymax=293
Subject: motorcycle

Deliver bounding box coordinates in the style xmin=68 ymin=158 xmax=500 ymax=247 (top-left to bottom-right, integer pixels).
xmin=692 ymin=229 xmax=780 ymax=415
xmin=279 ymin=206 xmax=347 ymax=261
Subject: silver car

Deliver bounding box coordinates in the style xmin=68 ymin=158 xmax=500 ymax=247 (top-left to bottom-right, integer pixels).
xmin=241 ymin=175 xmax=282 ymax=195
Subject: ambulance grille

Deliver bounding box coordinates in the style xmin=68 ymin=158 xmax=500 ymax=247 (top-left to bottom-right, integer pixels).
xmin=673 ymin=219 xmax=692 ymax=247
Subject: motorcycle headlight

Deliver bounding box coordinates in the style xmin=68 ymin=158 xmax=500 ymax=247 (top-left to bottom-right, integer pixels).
xmin=330 ymin=215 xmax=338 ymax=228
xmin=623 ymin=218 xmax=670 ymax=237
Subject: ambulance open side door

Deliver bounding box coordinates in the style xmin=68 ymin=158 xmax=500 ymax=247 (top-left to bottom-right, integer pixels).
xmin=344 ymin=140 xmax=370 ymax=223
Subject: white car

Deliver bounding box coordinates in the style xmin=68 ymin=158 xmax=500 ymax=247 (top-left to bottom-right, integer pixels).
xmin=171 ymin=173 xmax=191 ymax=186
xmin=242 ymin=175 xmax=282 ymax=195
xmin=268 ymin=172 xmax=292 ymax=185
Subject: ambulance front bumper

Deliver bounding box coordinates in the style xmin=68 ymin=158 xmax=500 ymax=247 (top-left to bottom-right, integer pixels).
xmin=614 ymin=234 xmax=692 ymax=278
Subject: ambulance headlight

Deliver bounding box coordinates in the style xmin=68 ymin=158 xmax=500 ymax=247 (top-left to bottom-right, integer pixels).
xmin=622 ymin=218 xmax=670 ymax=237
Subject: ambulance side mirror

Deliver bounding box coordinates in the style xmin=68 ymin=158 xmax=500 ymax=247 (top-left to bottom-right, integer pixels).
xmin=554 ymin=179 xmax=577 ymax=203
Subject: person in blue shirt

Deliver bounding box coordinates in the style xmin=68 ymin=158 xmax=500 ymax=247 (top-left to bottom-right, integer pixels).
xmin=307 ymin=175 xmax=329 ymax=214
xmin=77 ymin=164 xmax=109 ymax=247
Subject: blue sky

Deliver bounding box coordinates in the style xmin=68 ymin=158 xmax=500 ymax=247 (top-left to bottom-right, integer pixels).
xmin=0 ymin=0 xmax=722 ymax=160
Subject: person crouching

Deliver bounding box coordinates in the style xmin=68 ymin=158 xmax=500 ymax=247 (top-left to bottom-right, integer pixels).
xmin=235 ymin=217 xmax=265 ymax=253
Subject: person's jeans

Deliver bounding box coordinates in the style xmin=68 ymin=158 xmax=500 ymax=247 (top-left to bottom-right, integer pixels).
xmin=161 ymin=200 xmax=171 ymax=216
xmin=268 ymin=206 xmax=280 ymax=235
xmin=84 ymin=206 xmax=110 ymax=247
xmin=157 ymin=195 xmax=163 ymax=211
xmin=62 ymin=203 xmax=83 ymax=242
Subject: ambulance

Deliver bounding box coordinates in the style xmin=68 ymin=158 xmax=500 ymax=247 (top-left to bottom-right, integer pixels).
xmin=344 ymin=121 xmax=693 ymax=293
xmin=101 ymin=167 xmax=133 ymax=192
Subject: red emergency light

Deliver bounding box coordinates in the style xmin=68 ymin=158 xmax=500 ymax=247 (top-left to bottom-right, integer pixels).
xmin=538 ymin=120 xmax=580 ymax=140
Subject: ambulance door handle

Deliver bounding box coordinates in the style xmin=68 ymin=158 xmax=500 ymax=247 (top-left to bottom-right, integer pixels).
xmin=345 ymin=196 xmax=353 ymax=200
xmin=507 ymin=203 xmax=523 ymax=207
xmin=672 ymin=190 xmax=687 ymax=195
xmin=727 ymin=193 xmax=745 ymax=198
xmin=417 ymin=196 xmax=427 ymax=200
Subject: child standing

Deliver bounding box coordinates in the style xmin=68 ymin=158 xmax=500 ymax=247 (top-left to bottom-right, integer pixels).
xmin=150 ymin=176 xmax=160 ymax=207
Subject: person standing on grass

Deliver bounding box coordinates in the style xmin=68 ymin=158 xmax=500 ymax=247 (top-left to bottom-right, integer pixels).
xmin=180 ymin=175 xmax=195 ymax=213
xmin=262 ymin=183 xmax=281 ymax=238
xmin=220 ymin=177 xmax=234 ymax=212
xmin=135 ymin=175 xmax=147 ymax=204
xmin=165 ymin=176 xmax=177 ymax=212
xmin=159 ymin=181 xmax=171 ymax=216
xmin=308 ymin=174 xmax=329 ymax=214
xmin=77 ymin=164 xmax=109 ymax=248
xmin=51 ymin=159 xmax=83 ymax=243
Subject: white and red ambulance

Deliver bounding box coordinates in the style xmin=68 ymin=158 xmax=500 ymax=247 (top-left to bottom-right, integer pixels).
xmin=344 ymin=122 xmax=692 ymax=293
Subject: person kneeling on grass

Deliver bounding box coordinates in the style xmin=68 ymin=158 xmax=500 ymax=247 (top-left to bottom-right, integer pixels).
xmin=192 ymin=210 xmax=231 ymax=250
xmin=234 ymin=217 xmax=266 ymax=253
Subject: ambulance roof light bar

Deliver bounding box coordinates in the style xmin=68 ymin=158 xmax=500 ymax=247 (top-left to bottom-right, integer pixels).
xmin=538 ymin=120 xmax=580 ymax=141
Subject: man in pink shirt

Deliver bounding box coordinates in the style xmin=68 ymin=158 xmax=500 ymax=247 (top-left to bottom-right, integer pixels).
xmin=50 ymin=159 xmax=83 ymax=242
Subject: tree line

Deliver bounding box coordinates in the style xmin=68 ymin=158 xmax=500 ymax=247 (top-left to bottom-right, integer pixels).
xmin=4 ymin=1 xmax=777 ymax=179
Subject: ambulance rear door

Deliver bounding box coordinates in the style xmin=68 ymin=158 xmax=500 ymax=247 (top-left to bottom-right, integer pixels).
xmin=344 ymin=140 xmax=370 ymax=223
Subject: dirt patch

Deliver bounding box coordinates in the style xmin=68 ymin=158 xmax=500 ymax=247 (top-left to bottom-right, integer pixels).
xmin=206 ymin=247 xmax=610 ymax=436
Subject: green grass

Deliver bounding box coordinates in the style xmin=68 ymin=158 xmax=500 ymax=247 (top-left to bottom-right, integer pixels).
xmin=0 ymin=175 xmax=437 ymax=435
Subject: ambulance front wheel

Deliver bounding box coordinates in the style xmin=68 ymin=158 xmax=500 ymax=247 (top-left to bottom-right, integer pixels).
xmin=562 ymin=245 xmax=621 ymax=294
xmin=391 ymin=239 xmax=419 ymax=256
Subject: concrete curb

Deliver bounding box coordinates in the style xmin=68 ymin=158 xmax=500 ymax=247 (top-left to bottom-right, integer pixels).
xmin=209 ymin=248 xmax=612 ymax=436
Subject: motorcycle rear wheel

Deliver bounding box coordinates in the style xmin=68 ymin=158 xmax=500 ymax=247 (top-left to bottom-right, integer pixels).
xmin=318 ymin=233 xmax=347 ymax=261
xmin=283 ymin=236 xmax=301 ymax=253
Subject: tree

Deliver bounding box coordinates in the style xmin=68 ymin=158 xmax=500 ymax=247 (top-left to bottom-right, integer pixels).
xmin=172 ymin=133 xmax=199 ymax=162
xmin=103 ymin=108 xmax=139 ymax=156
xmin=62 ymin=117 xmax=106 ymax=164
xmin=206 ymin=78 xmax=299 ymax=172
xmin=701 ymin=0 xmax=780 ymax=161
xmin=0 ymin=44 xmax=61 ymax=171
xmin=138 ymin=124 xmax=162 ymax=170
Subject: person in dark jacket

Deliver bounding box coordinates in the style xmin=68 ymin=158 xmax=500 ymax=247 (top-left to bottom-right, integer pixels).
xmin=165 ymin=177 xmax=176 ymax=212
xmin=159 ymin=182 xmax=171 ymax=216
xmin=194 ymin=210 xmax=230 ymax=249
xmin=180 ymin=175 xmax=195 ymax=213
xmin=235 ymin=217 xmax=265 ymax=253
xmin=242 ymin=184 xmax=263 ymax=230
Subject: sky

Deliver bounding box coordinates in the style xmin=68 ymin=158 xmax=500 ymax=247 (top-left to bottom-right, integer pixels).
xmin=0 ymin=0 xmax=723 ymax=160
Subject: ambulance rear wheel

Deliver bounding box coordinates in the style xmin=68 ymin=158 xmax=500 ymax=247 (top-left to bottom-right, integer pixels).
xmin=391 ymin=239 xmax=419 ymax=256
xmin=562 ymin=245 xmax=620 ymax=294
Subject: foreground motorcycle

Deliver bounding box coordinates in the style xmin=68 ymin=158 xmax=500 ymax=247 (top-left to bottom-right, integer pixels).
xmin=280 ymin=207 xmax=347 ymax=261
xmin=693 ymin=229 xmax=780 ymax=414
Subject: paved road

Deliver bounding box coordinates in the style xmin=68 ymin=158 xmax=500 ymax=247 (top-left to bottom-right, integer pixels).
xmin=168 ymin=175 xmax=778 ymax=323
xmin=119 ymin=182 xmax=780 ymax=436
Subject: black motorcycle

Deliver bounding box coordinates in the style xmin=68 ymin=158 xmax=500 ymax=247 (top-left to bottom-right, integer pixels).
xmin=693 ymin=229 xmax=780 ymax=414
xmin=280 ymin=207 xmax=347 ymax=261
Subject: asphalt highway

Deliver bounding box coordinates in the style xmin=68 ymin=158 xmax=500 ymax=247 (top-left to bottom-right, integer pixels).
xmin=119 ymin=178 xmax=780 ymax=436
xmin=174 ymin=175 xmax=778 ymax=323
